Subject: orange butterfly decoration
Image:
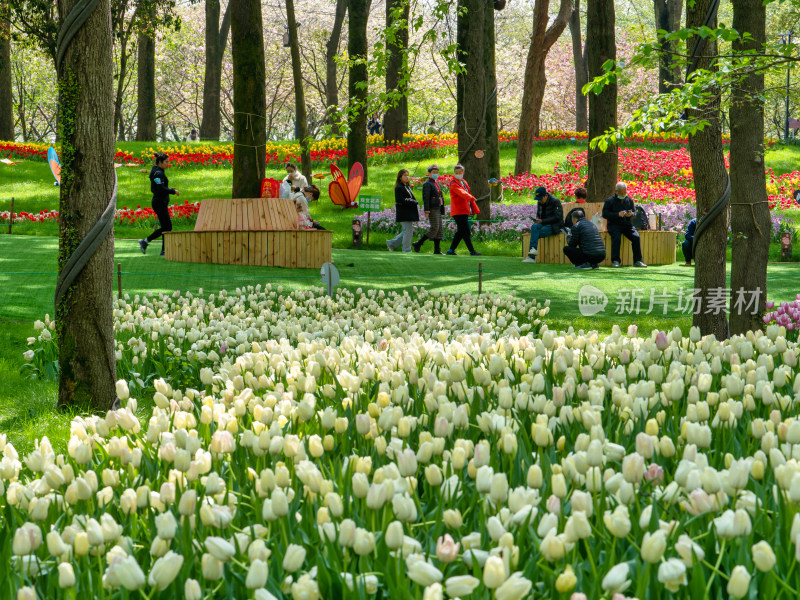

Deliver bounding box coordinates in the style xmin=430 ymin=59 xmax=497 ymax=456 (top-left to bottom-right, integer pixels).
xmin=328 ymin=162 xmax=363 ymax=209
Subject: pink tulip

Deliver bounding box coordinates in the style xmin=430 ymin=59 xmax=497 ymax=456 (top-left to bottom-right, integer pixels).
xmin=435 ymin=534 xmax=460 ymax=563
xmin=655 ymin=331 xmax=669 ymax=351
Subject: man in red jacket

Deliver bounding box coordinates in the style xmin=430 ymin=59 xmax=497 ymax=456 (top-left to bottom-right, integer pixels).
xmin=446 ymin=164 xmax=481 ymax=256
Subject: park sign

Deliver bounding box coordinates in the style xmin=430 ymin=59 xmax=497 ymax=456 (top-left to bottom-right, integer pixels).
xmin=359 ymin=195 xmax=381 ymax=212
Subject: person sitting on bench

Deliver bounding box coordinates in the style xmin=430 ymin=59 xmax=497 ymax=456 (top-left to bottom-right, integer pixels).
xmin=523 ymin=186 xmax=563 ymax=263
xmin=681 ymin=217 xmax=696 ymax=266
xmin=602 ymin=182 xmax=647 ymax=268
xmin=563 ymin=209 xmax=606 ymax=269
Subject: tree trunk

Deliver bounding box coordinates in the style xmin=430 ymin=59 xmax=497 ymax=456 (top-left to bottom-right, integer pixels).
xmin=585 ymin=0 xmax=616 ymax=203
xmin=200 ymin=0 xmax=232 ymax=141
xmin=687 ymin=0 xmax=729 ymax=339
xmin=484 ymin=2 xmax=500 ymax=180
xmin=654 ymin=0 xmax=683 ymax=93
xmin=729 ymin=0 xmax=768 ymax=335
xmin=286 ymin=0 xmax=311 ymax=181
xmin=135 ymin=30 xmax=156 ymax=140
xmin=514 ymin=0 xmax=572 ymax=175
xmin=56 ymin=0 xmax=116 ymax=410
xmin=457 ymin=0 xmax=489 ymax=220
xmin=0 ymin=19 xmax=13 ymax=141
xmin=325 ymin=0 xmax=347 ymax=134
xmin=569 ymin=0 xmax=588 ymax=132
xmin=383 ymin=0 xmax=409 ymax=143
xmin=113 ymin=35 xmax=129 ymax=141
xmin=231 ymin=0 xmax=266 ymax=198
xmin=347 ymin=0 xmax=369 ymax=184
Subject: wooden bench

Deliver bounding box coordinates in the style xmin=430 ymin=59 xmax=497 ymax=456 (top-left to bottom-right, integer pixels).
xmin=521 ymin=230 xmax=676 ymax=266
xmin=194 ymin=197 xmax=298 ymax=231
xmin=165 ymin=229 xmax=332 ymax=269
xmin=164 ymin=197 xmax=332 ymax=269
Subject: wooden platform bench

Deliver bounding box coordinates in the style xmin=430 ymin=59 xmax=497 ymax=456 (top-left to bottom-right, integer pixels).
xmin=164 ymin=197 xmax=332 ymax=269
xmin=521 ymin=230 xmax=676 ymax=266
xmin=164 ymin=229 xmax=332 ymax=269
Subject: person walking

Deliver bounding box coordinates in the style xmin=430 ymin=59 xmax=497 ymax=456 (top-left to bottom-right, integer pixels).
xmin=446 ymin=164 xmax=481 ymax=256
xmin=681 ymin=217 xmax=697 ymax=266
xmin=386 ymin=169 xmax=420 ymax=252
xmin=139 ymin=152 xmax=178 ymax=256
xmin=523 ymin=186 xmax=563 ymax=263
xmin=602 ymin=182 xmax=647 ymax=268
xmin=563 ymin=209 xmax=606 ymax=269
xmin=413 ymin=164 xmax=445 ymax=254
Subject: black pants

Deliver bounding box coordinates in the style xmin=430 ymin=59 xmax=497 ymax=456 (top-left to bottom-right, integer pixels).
xmin=681 ymin=239 xmax=693 ymax=262
xmin=608 ymin=224 xmax=642 ymax=263
xmin=146 ymin=199 xmax=172 ymax=252
xmin=449 ymin=214 xmax=476 ymax=253
xmin=564 ymin=246 xmax=605 ymax=266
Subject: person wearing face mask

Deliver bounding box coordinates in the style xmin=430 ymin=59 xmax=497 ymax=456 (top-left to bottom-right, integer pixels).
xmin=279 ymin=162 xmax=309 ymax=199
xmin=413 ymin=164 xmax=445 ymax=254
xmin=523 ymin=186 xmax=563 ymax=263
xmin=602 ymin=182 xmax=647 ymax=268
xmin=446 ymin=164 xmax=481 ymax=256
xmin=387 ymin=169 xmax=420 ymax=252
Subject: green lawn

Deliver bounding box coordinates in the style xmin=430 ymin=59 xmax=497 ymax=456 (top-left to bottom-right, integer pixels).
xmin=1 ymin=141 xmax=800 ymax=453
xmin=1 ymin=234 xmax=799 ymax=453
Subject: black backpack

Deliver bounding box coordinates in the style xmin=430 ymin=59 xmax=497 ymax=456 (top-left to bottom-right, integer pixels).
xmin=632 ymin=205 xmax=651 ymax=230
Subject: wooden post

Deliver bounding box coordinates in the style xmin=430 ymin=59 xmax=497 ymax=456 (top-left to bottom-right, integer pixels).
xmin=8 ymin=197 xmax=13 ymax=234
xmin=366 ymin=211 xmax=371 ymax=245
xmin=478 ymin=262 xmax=483 ymax=296
xmin=117 ymin=263 xmax=122 ymax=300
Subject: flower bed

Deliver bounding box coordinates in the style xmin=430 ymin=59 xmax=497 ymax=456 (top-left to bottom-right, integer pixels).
xmin=0 ymin=201 xmax=202 ymax=227
xmin=10 ymin=286 xmax=800 ymax=598
xmin=359 ymin=200 xmax=790 ymax=242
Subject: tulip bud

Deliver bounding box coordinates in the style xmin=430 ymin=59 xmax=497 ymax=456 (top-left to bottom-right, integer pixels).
xmin=483 ymin=555 xmax=506 ymax=589
xmin=727 ymin=565 xmax=751 ymax=599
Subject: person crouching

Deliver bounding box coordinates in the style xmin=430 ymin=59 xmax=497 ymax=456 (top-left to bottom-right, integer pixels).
xmin=563 ymin=209 xmax=606 ymax=269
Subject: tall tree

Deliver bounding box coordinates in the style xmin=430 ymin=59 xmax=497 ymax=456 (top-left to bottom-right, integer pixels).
xmin=687 ymin=0 xmax=729 ymax=339
xmin=484 ymin=0 xmax=501 ymax=180
xmin=200 ymin=0 xmax=232 ymax=141
xmin=383 ymin=0 xmax=409 ymax=143
xmin=585 ymin=0 xmax=616 ymax=203
xmin=325 ymin=0 xmax=347 ymax=134
xmin=56 ymin=0 xmax=116 ymax=409
xmin=286 ymin=0 xmax=311 ymax=180
xmin=0 ymin=17 xmax=13 ymax=141
xmin=347 ymin=0 xmax=369 ymax=184
xmin=729 ymin=0 xmax=769 ymax=335
xmin=456 ymin=0 xmax=489 ymax=220
xmin=654 ymin=0 xmax=683 ymax=94
xmin=231 ymin=0 xmax=266 ymax=198
xmin=568 ymin=0 xmax=588 ymax=132
xmin=514 ymin=0 xmax=572 ymax=175
xmin=135 ymin=22 xmax=156 ymax=140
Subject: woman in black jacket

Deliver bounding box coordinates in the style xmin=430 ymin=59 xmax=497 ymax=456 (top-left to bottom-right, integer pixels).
xmin=413 ymin=164 xmax=445 ymax=254
xmin=139 ymin=153 xmax=179 ymax=256
xmin=386 ymin=169 xmax=420 ymax=252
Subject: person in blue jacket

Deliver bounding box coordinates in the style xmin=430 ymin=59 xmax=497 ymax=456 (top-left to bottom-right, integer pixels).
xmin=682 ymin=218 xmax=697 ymax=266
xmin=139 ymin=153 xmax=179 ymax=256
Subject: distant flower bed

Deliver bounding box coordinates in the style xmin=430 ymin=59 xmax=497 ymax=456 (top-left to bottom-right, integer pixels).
xmin=0 ymin=201 xmax=201 ymax=227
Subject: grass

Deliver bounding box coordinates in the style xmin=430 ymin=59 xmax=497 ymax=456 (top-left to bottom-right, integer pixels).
xmin=1 ymin=234 xmax=799 ymax=452
xmin=1 ymin=141 xmax=800 ymax=452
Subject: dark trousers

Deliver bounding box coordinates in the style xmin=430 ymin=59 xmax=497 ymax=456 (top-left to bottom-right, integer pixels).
xmin=146 ymin=199 xmax=172 ymax=252
xmin=564 ymin=246 xmax=605 ymax=266
xmin=681 ymin=239 xmax=693 ymax=262
xmin=608 ymin=224 xmax=642 ymax=263
xmin=449 ymin=214 xmax=476 ymax=253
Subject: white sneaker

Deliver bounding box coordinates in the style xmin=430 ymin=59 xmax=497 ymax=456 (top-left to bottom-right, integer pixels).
xmin=612 ymin=260 xmax=621 ymax=268
xmin=528 ymin=247 xmax=538 ymax=257
xmin=522 ymin=257 xmax=536 ymax=263
xmin=634 ymin=261 xmax=648 ymax=268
